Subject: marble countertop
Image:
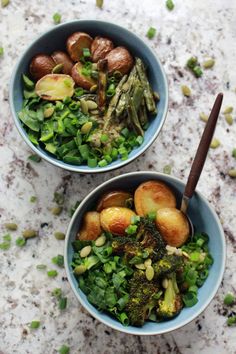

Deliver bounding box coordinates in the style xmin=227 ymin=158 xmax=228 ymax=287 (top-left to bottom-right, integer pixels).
xmin=0 ymin=0 xmax=236 ymax=353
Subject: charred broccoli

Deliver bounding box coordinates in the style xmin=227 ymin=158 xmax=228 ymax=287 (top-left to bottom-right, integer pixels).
xmin=157 ymin=273 xmax=183 ymax=319
xmin=125 ymin=270 xmax=159 ymax=326
xmin=111 ymin=237 xmax=143 ymax=259
xmin=153 ymin=254 xmax=183 ymax=278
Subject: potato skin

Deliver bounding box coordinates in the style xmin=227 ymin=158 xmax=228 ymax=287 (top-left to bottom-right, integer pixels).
xmin=30 ymin=54 xmax=56 ymax=81
xmin=51 ymin=51 xmax=74 ymax=75
xmin=78 ymin=211 xmax=102 ymax=241
xmin=105 ymin=46 xmax=134 ymax=74
xmin=96 ymin=190 xmax=132 ymax=212
xmin=134 ymin=180 xmax=176 ymax=216
xmin=155 ymin=208 xmax=190 ymax=247
xmin=66 ymin=32 xmax=93 ymax=62
xmin=100 ymin=207 xmax=136 ymax=236
xmin=71 ymin=62 xmax=96 ymax=90
xmin=91 ymin=36 xmax=114 ymax=62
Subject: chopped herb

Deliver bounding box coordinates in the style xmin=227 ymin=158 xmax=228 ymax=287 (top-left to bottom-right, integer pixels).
xmin=47 ymin=270 xmax=58 ymax=277
xmin=54 ymin=231 xmax=66 ymax=240
xmin=59 ymin=297 xmax=67 ymax=310
xmin=30 ymin=196 xmax=37 ymax=203
xmin=58 ymin=345 xmax=70 ymax=354
xmin=53 ymin=12 xmax=61 ymax=24
xmin=224 ymin=293 xmax=235 ymax=306
xmin=52 ymin=288 xmax=62 ymax=298
xmin=28 ymin=154 xmax=41 ymax=163
xmin=52 ymin=255 xmax=64 ymax=268
xmin=146 ymin=27 xmax=156 ymax=40
xmin=30 ymin=320 xmax=40 ymax=329
xmin=36 ymin=264 xmax=47 ymax=270
xmin=96 ymin=0 xmax=103 ymax=8
xmin=5 ymin=223 xmax=18 ymax=231
xmin=16 ymin=237 xmax=26 ymax=247
xmin=1 ymin=0 xmax=10 ymax=7
xmin=166 ymin=0 xmax=174 ymax=10
xmin=0 ymin=47 xmax=4 ymax=56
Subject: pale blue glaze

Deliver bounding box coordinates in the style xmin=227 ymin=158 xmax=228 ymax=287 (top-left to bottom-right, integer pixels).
xmin=64 ymin=172 xmax=226 ymax=335
xmin=9 ymin=20 xmax=168 ymax=173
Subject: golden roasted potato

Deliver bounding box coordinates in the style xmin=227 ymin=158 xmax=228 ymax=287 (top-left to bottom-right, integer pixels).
xmin=155 ymin=208 xmax=190 ymax=247
xmin=71 ymin=62 xmax=96 ymax=90
xmin=134 ymin=180 xmax=176 ymax=216
xmin=51 ymin=51 xmax=74 ymax=75
xmin=77 ymin=211 xmax=102 ymax=241
xmin=105 ymin=46 xmax=134 ymax=74
xmin=30 ymin=54 xmax=56 ymax=80
xmin=35 ymin=74 xmax=75 ymax=101
xmin=91 ymin=36 xmax=114 ymax=62
xmin=96 ymin=190 xmax=133 ymax=212
xmin=100 ymin=207 xmax=136 ymax=236
xmin=66 ymin=32 xmax=93 ymax=62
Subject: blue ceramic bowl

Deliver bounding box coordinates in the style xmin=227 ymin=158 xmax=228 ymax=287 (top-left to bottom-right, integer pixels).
xmin=9 ymin=20 xmax=168 ymax=173
xmin=65 ymin=172 xmax=226 ymax=335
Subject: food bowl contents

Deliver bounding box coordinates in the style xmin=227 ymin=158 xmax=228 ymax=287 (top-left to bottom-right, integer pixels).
xmin=71 ymin=180 xmax=214 ymax=327
xmin=18 ymin=32 xmax=159 ymax=167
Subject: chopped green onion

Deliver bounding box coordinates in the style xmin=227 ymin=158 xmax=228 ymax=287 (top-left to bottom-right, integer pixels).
xmin=125 ymin=225 xmax=137 ymax=235
xmin=59 ymin=297 xmax=67 ymax=310
xmin=163 ymin=164 xmax=172 ymax=174
xmin=146 ymin=27 xmax=156 ymax=40
xmin=0 ymin=47 xmax=4 ymax=56
xmin=58 ymin=345 xmax=70 ymax=354
xmin=30 ymin=196 xmax=37 ymax=203
xmin=0 ymin=234 xmax=11 ymax=250
xmin=188 ymin=285 xmax=198 ymax=294
xmin=16 ymin=237 xmax=26 ymax=247
xmin=83 ymin=48 xmax=91 ymax=58
xmin=166 ymin=0 xmax=174 ymax=10
xmin=36 ymin=264 xmax=47 ymax=270
xmin=121 ymin=128 xmax=130 ymax=138
xmin=111 ymin=148 xmax=118 ymax=160
xmin=28 ymin=154 xmax=41 ymax=163
xmin=135 ymin=135 xmax=144 ymax=145
xmin=131 ymin=215 xmax=140 ymax=224
xmin=227 ymin=316 xmax=236 ymax=326
xmin=100 ymin=134 xmax=109 ymax=143
xmin=88 ymin=157 xmax=97 ymax=168
xmin=182 ymin=292 xmax=198 ymax=307
xmin=53 ymin=12 xmax=61 ymax=24
xmin=47 ymin=270 xmax=58 ymax=277
xmin=147 ymin=211 xmax=156 ymax=220
xmin=52 ymin=288 xmax=62 ymax=298
xmin=30 ymin=320 xmax=40 ymax=329
xmin=224 ymin=293 xmax=235 ymax=306
xmin=52 ymin=255 xmax=64 ymax=268
xmin=118 ymin=312 xmax=129 ymax=326
xmin=98 ymin=159 xmax=108 ymax=167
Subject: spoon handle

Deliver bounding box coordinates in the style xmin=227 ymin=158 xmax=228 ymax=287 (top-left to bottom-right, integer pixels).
xmin=183 ymin=93 xmax=223 ymax=200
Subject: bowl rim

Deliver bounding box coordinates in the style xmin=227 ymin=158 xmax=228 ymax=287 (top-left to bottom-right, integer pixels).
xmin=64 ymin=171 xmax=226 ymax=335
xmin=9 ymin=19 xmax=169 ymax=174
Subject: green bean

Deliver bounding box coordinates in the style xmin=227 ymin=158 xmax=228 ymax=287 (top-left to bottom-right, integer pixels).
xmin=127 ymin=97 xmax=144 ymax=136
xmin=116 ymin=67 xmax=136 ymax=117
xmin=132 ymin=84 xmax=144 ymax=111
xmin=97 ymin=59 xmax=108 ymax=113
xmin=135 ymin=58 xmax=156 ymax=113
xmin=138 ymin=100 xmax=148 ymax=127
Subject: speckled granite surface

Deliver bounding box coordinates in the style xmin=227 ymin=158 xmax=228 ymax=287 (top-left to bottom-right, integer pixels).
xmin=0 ymin=0 xmax=236 ymax=353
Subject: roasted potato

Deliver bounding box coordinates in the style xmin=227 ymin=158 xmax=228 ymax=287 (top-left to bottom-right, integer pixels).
xmin=71 ymin=62 xmax=96 ymax=90
xmin=35 ymin=74 xmax=75 ymax=101
xmin=66 ymin=32 xmax=93 ymax=62
xmin=155 ymin=208 xmax=190 ymax=247
xmin=51 ymin=51 xmax=74 ymax=75
xmin=91 ymin=36 xmax=114 ymax=62
xmin=100 ymin=207 xmax=136 ymax=236
xmin=105 ymin=46 xmax=134 ymax=74
xmin=134 ymin=180 xmax=176 ymax=216
xmin=30 ymin=54 xmax=56 ymax=81
xmin=96 ymin=190 xmax=133 ymax=212
xmin=77 ymin=211 xmax=101 ymax=241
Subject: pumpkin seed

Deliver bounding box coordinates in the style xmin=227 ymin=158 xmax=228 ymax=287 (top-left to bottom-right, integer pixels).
xmin=5 ymin=223 xmax=18 ymax=231
xmin=54 ymin=231 xmax=65 ymax=240
xmin=81 ymin=121 xmax=92 ymax=134
xmin=203 ymin=59 xmax=215 ymax=69
xmin=80 ymin=99 xmax=88 ymax=114
xmin=135 ymin=263 xmax=146 ymax=270
xmin=144 ymin=258 xmax=152 ymax=268
xmin=145 ymin=265 xmax=154 ymax=281
xmin=162 ymin=278 xmax=169 ymax=289
xmin=223 ymin=106 xmax=233 ymax=114
xmin=51 ymin=206 xmax=63 ymax=215
xmin=90 ymin=109 xmax=100 ymax=115
xmin=199 ymin=112 xmax=208 ymax=122
xmin=228 ymin=169 xmax=236 ymax=178
xmin=95 ymin=234 xmax=106 ymax=247
xmin=181 ymin=85 xmax=191 ymax=97
xmin=225 ymin=114 xmax=233 ymax=125
xmin=74 ymin=264 xmax=87 ymax=275
xmin=166 ymin=245 xmax=177 ymax=255
xmin=80 ymin=245 xmax=92 ymax=258
xmin=52 ymin=63 xmax=64 ymax=74
xmin=210 ymin=138 xmax=220 ymax=149
xmin=44 ymin=107 xmax=54 ymax=118
xmin=87 ymin=100 xmax=98 ymax=110
xmin=182 ymin=251 xmax=190 ymax=259
xmin=22 ymin=229 xmax=38 ymax=239
xmin=90 ymin=84 xmax=98 ymax=93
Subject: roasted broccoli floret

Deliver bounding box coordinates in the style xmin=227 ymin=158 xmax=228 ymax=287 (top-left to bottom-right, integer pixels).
xmin=125 ymin=270 xmax=159 ymax=326
xmin=136 ymin=218 xmax=166 ymax=260
xmin=157 ymin=273 xmax=183 ymax=319
xmin=153 ymin=254 xmax=183 ymax=278
xmin=111 ymin=237 xmax=143 ymax=259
